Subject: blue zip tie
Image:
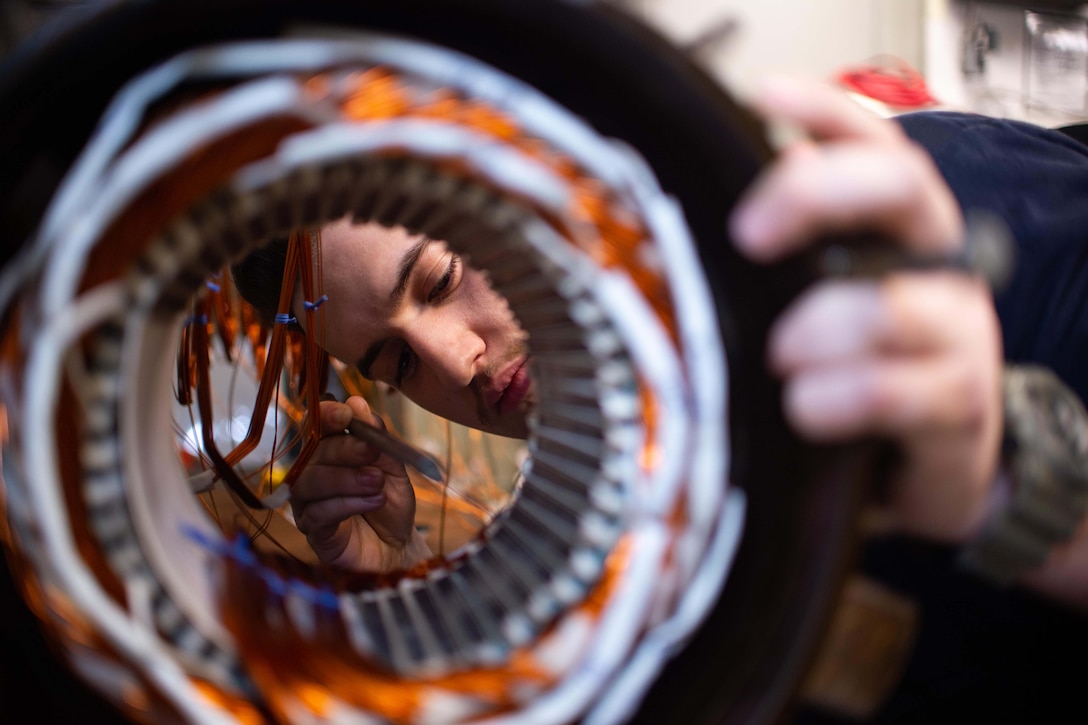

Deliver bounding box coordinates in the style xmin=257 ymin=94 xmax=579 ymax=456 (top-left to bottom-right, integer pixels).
xmin=230 ymin=533 xmax=259 ymax=567
xmin=181 ymin=526 xmax=340 ymax=610
xmin=186 ymin=314 xmax=208 ymax=326
xmin=206 ymin=281 xmax=221 ymax=293
xmin=274 ymin=313 xmax=297 ymax=325
xmin=303 ymin=294 xmax=328 ymax=311
xmin=181 ymin=524 xmax=219 ymax=551
xmin=261 ymin=569 xmax=287 ymax=597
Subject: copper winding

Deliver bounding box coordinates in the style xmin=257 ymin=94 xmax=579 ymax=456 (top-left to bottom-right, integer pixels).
xmin=0 ymin=53 xmax=700 ymax=724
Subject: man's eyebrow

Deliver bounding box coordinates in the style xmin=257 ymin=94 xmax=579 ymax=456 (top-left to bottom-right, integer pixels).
xmin=356 ymin=236 xmax=430 ymax=379
xmin=392 ymin=236 xmax=429 ymax=304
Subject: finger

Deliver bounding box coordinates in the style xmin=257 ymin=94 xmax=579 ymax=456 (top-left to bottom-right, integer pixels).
xmin=783 ymin=355 xmax=989 ymax=441
xmin=306 ymin=430 xmax=383 ymax=467
xmin=294 ymin=495 xmax=386 ymax=536
xmin=315 ymin=399 xmax=355 ymax=436
xmin=291 ymin=465 xmax=385 ymax=503
xmin=345 ymin=395 xmax=382 ymax=428
xmin=342 ymin=396 xmax=413 ymax=479
xmin=731 ymin=141 xmax=961 ymax=261
xmin=770 ymin=274 xmax=983 ymax=374
xmin=748 ymin=75 xmax=903 ymax=145
xmin=769 ymin=280 xmax=882 ymax=375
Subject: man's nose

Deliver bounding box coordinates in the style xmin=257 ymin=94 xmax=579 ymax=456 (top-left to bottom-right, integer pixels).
xmin=407 ymin=320 xmax=484 ymax=389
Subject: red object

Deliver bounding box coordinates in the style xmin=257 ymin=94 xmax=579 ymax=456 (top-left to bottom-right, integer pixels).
xmin=836 ymin=56 xmax=938 ymax=109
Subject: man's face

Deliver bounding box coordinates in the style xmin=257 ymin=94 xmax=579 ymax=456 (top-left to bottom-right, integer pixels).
xmin=298 ymin=218 xmax=534 ymax=438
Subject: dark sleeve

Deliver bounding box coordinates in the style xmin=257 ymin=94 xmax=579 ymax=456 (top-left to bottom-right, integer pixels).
xmin=896 ymin=111 xmax=1088 ymax=402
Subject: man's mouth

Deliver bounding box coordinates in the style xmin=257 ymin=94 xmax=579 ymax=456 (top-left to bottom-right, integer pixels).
xmin=488 ymin=356 xmax=532 ymax=416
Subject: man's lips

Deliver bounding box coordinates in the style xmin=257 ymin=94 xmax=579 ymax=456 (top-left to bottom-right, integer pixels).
xmin=487 ymin=357 xmax=532 ymax=416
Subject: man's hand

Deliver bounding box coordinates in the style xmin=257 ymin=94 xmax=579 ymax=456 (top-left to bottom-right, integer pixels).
xmin=291 ymin=395 xmax=430 ymax=571
xmin=730 ymin=78 xmax=1005 ymax=542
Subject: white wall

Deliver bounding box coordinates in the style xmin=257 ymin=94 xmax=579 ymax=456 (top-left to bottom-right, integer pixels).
xmin=639 ymin=0 xmax=1088 ymax=126
xmin=639 ymin=0 xmax=925 ymax=98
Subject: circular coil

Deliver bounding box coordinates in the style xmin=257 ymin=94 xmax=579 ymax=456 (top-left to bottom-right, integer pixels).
xmin=0 ymin=3 xmax=875 ymax=724
xmin=2 ymin=32 xmax=736 ymax=724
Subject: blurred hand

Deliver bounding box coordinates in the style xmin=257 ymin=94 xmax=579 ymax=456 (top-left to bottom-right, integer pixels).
xmin=730 ymin=77 xmax=1004 ymax=542
xmin=291 ymin=395 xmax=430 ymax=571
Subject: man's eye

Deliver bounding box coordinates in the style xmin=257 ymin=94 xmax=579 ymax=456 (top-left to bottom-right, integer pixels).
xmin=427 ymin=255 xmax=461 ymax=303
xmin=395 ymin=344 xmax=415 ymax=387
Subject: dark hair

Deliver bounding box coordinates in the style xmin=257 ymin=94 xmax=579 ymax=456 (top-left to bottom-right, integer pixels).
xmin=231 ymin=236 xmax=291 ymax=328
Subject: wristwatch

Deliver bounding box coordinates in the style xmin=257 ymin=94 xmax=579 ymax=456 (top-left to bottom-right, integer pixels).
xmin=959 ymin=365 xmax=1088 ymax=586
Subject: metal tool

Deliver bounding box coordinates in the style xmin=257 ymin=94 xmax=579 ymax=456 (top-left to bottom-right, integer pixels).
xmin=346 ymin=416 xmax=447 ymax=483
xmin=817 ymin=209 xmax=1015 ymax=290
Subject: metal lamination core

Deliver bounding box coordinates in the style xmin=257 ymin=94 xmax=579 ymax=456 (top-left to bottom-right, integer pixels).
xmin=76 ymin=133 xmax=640 ymax=673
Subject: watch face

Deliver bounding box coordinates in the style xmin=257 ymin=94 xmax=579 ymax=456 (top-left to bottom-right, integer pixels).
xmin=1044 ymin=378 xmax=1088 ymax=452
xmin=1051 ymin=392 xmax=1084 ymax=450
xmin=1018 ymin=367 xmax=1088 ymax=469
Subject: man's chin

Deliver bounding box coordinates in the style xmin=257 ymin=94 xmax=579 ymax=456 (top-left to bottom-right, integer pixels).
xmin=491 ymin=417 xmax=530 ymax=440
xmin=484 ymin=409 xmax=531 ymax=440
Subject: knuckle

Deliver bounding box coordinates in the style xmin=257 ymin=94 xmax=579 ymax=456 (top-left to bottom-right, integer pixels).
xmin=300 ymin=500 xmax=337 ymax=531
xmin=885 ymin=146 xmax=936 ymax=210
xmin=857 ymin=370 xmax=897 ymax=422
xmin=951 ymin=360 xmax=990 ymax=429
xmin=877 ymin=278 xmax=918 ymax=338
xmin=293 ymin=509 xmax=313 ymax=535
xmin=896 ymin=143 xmax=938 ymax=191
xmin=779 ymin=161 xmax=821 ymax=220
xmin=317 ymin=400 xmax=341 ymax=428
xmin=960 ymin=387 xmax=986 ymax=430
xmin=883 ymin=118 xmax=910 ymax=144
xmin=898 ymin=143 xmax=930 ymax=176
xmin=880 ymin=275 xmax=956 ymax=343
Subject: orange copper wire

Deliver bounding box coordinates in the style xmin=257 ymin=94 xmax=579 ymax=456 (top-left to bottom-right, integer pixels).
xmin=277 ymin=230 xmax=327 ymax=489
xmin=192 ymin=296 xmax=265 ymax=510
xmin=190 ymin=680 xmax=267 ymax=725
xmin=342 ymin=68 xmax=412 ymax=121
xmin=78 ymin=117 xmax=311 ymax=296
xmin=332 ymin=70 xmax=679 ymax=344
xmin=209 ymin=273 xmax=238 ymax=363
xmin=175 ymin=315 xmax=196 ymax=406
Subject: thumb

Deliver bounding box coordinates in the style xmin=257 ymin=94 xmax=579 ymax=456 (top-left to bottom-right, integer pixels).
xmin=316 ymin=398 xmax=353 ymax=434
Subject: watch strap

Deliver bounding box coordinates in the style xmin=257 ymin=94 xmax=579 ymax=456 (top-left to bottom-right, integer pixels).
xmin=959 ymin=365 xmax=1088 ymax=586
